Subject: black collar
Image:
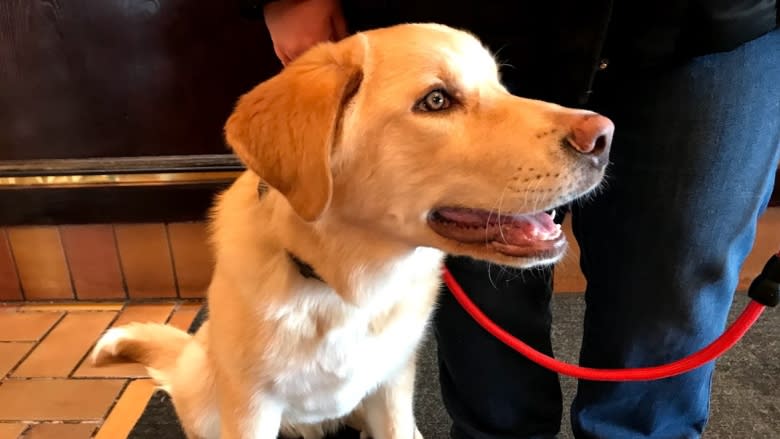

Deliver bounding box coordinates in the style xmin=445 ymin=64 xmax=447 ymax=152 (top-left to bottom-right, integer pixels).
xmin=287 ymin=252 xmax=324 ymax=282
xmin=259 ymin=180 xmax=325 ymax=283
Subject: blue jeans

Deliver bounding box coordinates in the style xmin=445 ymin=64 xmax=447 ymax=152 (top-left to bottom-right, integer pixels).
xmin=435 ymin=28 xmax=780 ymax=439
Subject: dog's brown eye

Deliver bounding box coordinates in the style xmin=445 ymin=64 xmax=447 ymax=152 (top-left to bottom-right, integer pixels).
xmin=417 ymin=89 xmax=451 ymax=112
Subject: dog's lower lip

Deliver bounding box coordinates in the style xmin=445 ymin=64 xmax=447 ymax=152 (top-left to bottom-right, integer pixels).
xmin=490 ymin=234 xmax=566 ymax=258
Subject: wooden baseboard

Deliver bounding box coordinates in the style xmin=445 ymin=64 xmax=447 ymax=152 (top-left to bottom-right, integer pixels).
xmin=0 ymin=155 xmax=242 ymax=225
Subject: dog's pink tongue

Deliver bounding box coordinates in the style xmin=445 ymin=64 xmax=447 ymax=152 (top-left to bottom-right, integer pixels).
xmin=500 ymin=212 xmax=561 ymax=242
xmin=435 ymin=208 xmax=560 ymax=242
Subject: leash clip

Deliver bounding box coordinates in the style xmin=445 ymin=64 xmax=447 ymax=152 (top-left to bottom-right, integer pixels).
xmin=748 ymin=254 xmax=780 ymax=307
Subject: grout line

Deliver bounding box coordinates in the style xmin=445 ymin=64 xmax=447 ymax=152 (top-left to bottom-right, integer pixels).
xmin=164 ymin=301 xmax=182 ymax=325
xmin=57 ymin=226 xmax=79 ymax=300
xmin=4 ymin=375 xmax=145 ymax=381
xmin=4 ymin=312 xmax=67 ymax=379
xmin=0 ymin=419 xmax=111 ymax=426
xmin=1 ymin=420 xmax=101 ymax=425
xmin=93 ymin=378 xmax=133 ymax=436
xmin=2 ymin=298 xmax=199 ymax=306
xmin=164 ymin=223 xmax=182 ymax=299
xmin=111 ymin=224 xmax=130 ymax=301
xmin=4 ymin=227 xmax=28 ymax=301
xmin=66 ymin=303 xmax=127 ymax=378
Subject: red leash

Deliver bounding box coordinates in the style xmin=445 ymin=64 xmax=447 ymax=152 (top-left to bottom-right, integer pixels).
xmin=443 ymin=250 xmax=780 ymax=381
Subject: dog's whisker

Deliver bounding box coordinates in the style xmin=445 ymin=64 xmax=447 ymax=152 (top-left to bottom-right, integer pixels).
xmin=494 ymin=183 xmax=512 ymax=245
xmin=518 ymin=179 xmax=534 ymax=217
xmin=492 ymin=44 xmax=514 ymax=72
xmin=487 ymin=261 xmax=499 ymax=290
xmin=530 ymin=175 xmax=545 ymax=212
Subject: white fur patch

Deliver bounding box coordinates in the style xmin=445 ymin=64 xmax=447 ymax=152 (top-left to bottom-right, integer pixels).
xmin=263 ymin=248 xmax=442 ymax=426
xmin=441 ymin=43 xmax=499 ymax=93
xmin=246 ymin=395 xmax=284 ymax=439
xmin=91 ymin=327 xmax=128 ymax=363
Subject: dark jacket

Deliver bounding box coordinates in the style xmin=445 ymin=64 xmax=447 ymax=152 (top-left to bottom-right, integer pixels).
xmin=244 ymin=0 xmax=777 ymax=105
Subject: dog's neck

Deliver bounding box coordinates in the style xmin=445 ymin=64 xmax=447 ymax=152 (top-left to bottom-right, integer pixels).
xmin=283 ymin=213 xmax=438 ymax=301
xmin=258 ymin=185 xmax=442 ymax=304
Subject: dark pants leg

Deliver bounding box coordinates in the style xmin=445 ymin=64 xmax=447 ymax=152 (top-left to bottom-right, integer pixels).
xmin=435 ymin=256 xmax=563 ymax=439
xmin=570 ymin=29 xmax=780 ymax=438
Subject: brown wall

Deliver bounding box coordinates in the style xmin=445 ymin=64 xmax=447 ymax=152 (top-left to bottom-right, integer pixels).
xmin=0 ymin=0 xmax=279 ymax=160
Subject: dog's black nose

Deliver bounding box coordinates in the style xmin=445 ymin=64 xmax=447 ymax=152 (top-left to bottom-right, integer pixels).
xmin=565 ymin=114 xmax=614 ymax=166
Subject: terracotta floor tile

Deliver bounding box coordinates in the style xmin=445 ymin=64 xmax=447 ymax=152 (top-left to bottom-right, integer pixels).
xmin=74 ymin=304 xmax=175 ymax=378
xmin=0 ymin=423 xmax=27 ymax=439
xmin=0 ymin=311 xmax=62 ymax=342
xmin=0 ymin=379 xmax=125 ymax=421
xmin=94 ymin=379 xmax=156 ymax=439
xmin=60 ymin=225 xmax=126 ymax=300
xmin=0 ymin=229 xmax=23 ymax=302
xmin=12 ymin=312 xmax=116 ymax=377
xmin=115 ymin=224 xmax=177 ymax=299
xmin=23 ymin=423 xmax=97 ymax=439
xmin=111 ymin=303 xmax=175 ymax=327
xmin=167 ymin=302 xmax=203 ymax=332
xmin=0 ymin=343 xmax=34 ymax=377
xmin=168 ymin=222 xmax=213 ymax=298
xmin=6 ymin=227 xmax=73 ymax=300
xmin=20 ymin=303 xmax=123 ymax=312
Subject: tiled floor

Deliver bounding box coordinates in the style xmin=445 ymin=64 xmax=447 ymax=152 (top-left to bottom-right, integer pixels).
xmin=0 ymin=301 xmax=201 ymax=439
xmin=0 ymin=208 xmax=775 ymax=439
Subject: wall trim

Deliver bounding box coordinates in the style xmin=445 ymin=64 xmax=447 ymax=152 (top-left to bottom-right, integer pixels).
xmin=0 ymin=155 xmax=244 ymax=225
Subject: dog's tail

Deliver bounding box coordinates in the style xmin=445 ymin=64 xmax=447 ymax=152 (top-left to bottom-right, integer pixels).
xmin=91 ymin=323 xmax=192 ymax=391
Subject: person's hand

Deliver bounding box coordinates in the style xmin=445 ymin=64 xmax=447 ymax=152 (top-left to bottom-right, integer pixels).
xmin=263 ymin=0 xmax=348 ymax=65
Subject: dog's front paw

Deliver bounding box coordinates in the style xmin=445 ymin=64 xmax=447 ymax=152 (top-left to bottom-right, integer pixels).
xmin=91 ymin=327 xmax=131 ymax=365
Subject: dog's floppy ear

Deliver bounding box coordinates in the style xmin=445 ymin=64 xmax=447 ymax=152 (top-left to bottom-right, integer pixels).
xmin=225 ymin=38 xmax=364 ymax=221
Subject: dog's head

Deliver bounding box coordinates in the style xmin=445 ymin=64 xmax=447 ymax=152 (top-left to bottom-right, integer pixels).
xmin=225 ymin=23 xmax=613 ymax=268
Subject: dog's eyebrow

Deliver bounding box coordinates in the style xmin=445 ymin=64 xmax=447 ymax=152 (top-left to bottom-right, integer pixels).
xmin=421 ymin=77 xmax=454 ymax=93
xmin=437 ymin=46 xmax=498 ymax=92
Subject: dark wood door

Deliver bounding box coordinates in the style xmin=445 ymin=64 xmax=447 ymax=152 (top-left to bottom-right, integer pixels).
xmin=0 ymin=0 xmax=279 ymax=160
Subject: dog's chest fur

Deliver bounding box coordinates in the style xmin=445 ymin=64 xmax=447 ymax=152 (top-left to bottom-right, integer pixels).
xmin=265 ymin=247 xmax=443 ymax=424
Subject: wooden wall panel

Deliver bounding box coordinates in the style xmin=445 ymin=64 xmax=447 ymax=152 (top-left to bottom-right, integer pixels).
xmin=0 ymin=0 xmax=279 ymax=160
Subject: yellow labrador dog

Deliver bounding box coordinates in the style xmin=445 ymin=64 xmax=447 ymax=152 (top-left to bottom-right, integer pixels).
xmin=92 ymin=23 xmax=612 ymax=439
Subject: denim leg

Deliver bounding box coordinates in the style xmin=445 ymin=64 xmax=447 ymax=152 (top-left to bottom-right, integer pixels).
xmin=435 ymin=256 xmax=563 ymax=439
xmin=570 ymin=29 xmax=780 ymax=439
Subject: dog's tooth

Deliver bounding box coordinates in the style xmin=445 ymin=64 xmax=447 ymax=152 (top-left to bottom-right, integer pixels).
xmin=550 ymin=210 xmax=557 ymax=220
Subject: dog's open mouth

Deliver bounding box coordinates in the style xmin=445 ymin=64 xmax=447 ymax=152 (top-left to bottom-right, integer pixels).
xmin=427 ymin=207 xmax=565 ymax=258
